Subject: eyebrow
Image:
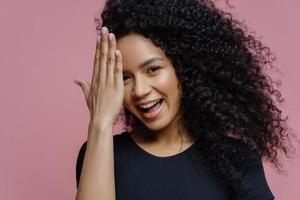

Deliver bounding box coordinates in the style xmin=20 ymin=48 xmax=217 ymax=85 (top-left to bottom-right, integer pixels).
xmin=123 ymin=57 xmax=164 ymax=72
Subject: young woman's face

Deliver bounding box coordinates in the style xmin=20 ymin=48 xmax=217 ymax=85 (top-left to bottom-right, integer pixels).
xmin=116 ymin=33 xmax=182 ymax=131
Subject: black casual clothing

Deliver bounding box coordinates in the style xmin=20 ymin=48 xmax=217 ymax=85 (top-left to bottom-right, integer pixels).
xmin=76 ymin=131 xmax=274 ymax=200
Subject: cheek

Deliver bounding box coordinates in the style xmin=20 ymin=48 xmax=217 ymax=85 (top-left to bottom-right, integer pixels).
xmin=157 ymin=71 xmax=180 ymax=95
xmin=123 ymin=93 xmax=130 ymax=108
xmin=123 ymin=89 xmax=134 ymax=111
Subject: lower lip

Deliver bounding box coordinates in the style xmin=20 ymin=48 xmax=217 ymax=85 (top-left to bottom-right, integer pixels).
xmin=140 ymin=100 xmax=164 ymax=120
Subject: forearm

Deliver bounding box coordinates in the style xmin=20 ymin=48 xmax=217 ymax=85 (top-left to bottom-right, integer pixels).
xmin=75 ymin=122 xmax=116 ymax=200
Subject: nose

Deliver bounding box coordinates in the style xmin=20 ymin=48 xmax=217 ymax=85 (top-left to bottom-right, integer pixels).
xmin=132 ymin=75 xmax=152 ymax=98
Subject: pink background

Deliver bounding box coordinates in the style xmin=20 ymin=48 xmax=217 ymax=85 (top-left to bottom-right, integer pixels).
xmin=1 ymin=0 xmax=299 ymax=199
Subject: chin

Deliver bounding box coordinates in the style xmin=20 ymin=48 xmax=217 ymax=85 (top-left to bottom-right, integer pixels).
xmin=140 ymin=115 xmax=174 ymax=132
xmin=142 ymin=122 xmax=165 ymax=131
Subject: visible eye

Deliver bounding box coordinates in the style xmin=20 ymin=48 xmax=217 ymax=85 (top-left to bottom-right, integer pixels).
xmin=122 ymin=66 xmax=161 ymax=82
xmin=123 ymin=75 xmax=130 ymax=81
xmin=147 ymin=66 xmax=161 ymax=73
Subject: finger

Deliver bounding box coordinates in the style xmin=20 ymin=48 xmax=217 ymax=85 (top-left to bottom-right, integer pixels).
xmin=107 ymin=33 xmax=116 ymax=85
xmin=99 ymin=26 xmax=108 ymax=88
xmin=92 ymin=32 xmax=101 ymax=88
xmin=114 ymin=50 xmax=123 ymax=88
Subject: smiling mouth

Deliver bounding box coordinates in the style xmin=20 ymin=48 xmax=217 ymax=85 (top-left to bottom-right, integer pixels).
xmin=138 ymin=99 xmax=163 ymax=112
xmin=138 ymin=99 xmax=164 ymax=119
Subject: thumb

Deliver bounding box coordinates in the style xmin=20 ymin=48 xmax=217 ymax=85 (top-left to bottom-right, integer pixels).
xmin=74 ymin=79 xmax=91 ymax=102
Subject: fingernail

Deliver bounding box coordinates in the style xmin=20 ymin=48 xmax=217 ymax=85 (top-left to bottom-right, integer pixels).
xmin=74 ymin=79 xmax=80 ymax=85
xmin=102 ymin=27 xmax=107 ymax=35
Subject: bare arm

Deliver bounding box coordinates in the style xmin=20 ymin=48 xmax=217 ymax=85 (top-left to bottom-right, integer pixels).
xmin=75 ymin=123 xmax=115 ymax=200
xmin=74 ymin=26 xmax=124 ymax=200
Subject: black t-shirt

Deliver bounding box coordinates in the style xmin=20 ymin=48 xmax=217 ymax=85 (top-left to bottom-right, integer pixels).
xmin=76 ymin=131 xmax=274 ymax=200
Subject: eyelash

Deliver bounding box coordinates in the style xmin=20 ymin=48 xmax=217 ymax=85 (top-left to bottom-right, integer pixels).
xmin=123 ymin=66 xmax=161 ymax=81
xmin=147 ymin=66 xmax=160 ymax=73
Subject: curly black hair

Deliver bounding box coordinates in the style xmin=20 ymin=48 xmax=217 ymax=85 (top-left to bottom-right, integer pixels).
xmin=97 ymin=0 xmax=296 ymax=196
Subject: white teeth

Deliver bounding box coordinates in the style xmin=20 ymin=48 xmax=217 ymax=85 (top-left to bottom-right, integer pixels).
xmin=139 ymin=99 xmax=161 ymax=109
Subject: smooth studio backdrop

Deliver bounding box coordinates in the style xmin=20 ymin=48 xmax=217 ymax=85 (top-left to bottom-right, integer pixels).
xmin=0 ymin=0 xmax=299 ymax=199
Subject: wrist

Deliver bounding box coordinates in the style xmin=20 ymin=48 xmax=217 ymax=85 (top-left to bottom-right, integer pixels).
xmin=89 ymin=119 xmax=113 ymax=132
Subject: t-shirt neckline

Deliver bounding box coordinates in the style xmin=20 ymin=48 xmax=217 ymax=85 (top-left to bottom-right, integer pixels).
xmin=125 ymin=131 xmax=198 ymax=159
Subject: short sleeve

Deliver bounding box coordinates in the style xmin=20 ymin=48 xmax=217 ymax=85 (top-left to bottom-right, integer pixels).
xmin=76 ymin=141 xmax=87 ymax=188
xmin=235 ymin=156 xmax=275 ymax=200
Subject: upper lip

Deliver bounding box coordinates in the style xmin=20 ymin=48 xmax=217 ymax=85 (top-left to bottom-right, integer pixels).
xmin=137 ymin=99 xmax=162 ymax=107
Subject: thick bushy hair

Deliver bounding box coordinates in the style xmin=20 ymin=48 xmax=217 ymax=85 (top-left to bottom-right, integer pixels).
xmin=98 ymin=0 xmax=295 ymax=196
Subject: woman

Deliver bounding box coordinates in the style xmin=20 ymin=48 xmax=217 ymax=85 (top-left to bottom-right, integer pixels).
xmin=74 ymin=0 xmax=293 ymax=199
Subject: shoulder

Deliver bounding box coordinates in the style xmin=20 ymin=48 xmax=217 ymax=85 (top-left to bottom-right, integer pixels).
xmin=221 ymin=137 xmax=274 ymax=199
xmin=75 ymin=131 xmax=130 ymax=187
xmin=221 ymin=136 xmax=261 ymax=166
xmin=113 ymin=131 xmax=130 ymax=146
xmin=234 ymin=157 xmax=275 ymax=200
